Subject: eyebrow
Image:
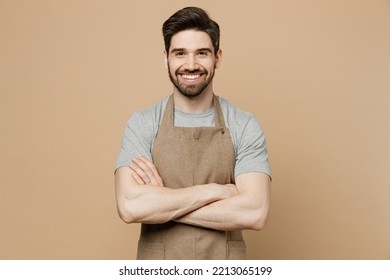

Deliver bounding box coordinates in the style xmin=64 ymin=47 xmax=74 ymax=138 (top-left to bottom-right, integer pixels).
xmin=197 ymin=48 xmax=213 ymax=53
xmin=170 ymin=48 xmax=213 ymax=54
xmin=170 ymin=48 xmax=186 ymax=54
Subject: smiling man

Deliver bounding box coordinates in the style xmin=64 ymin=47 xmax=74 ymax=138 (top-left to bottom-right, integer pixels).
xmin=167 ymin=30 xmax=217 ymax=99
xmin=115 ymin=7 xmax=271 ymax=260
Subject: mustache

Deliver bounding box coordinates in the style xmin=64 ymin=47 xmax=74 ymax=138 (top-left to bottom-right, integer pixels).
xmin=176 ymin=70 xmax=207 ymax=75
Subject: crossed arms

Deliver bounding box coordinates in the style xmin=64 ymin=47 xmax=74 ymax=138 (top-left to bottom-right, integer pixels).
xmin=115 ymin=157 xmax=271 ymax=231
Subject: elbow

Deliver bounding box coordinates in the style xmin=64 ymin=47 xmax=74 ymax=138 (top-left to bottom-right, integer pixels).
xmin=117 ymin=208 xmax=135 ymax=224
xmin=117 ymin=200 xmax=139 ymax=224
xmin=118 ymin=210 xmax=135 ymax=224
xmin=252 ymin=216 xmax=268 ymax=231
xmin=117 ymin=199 xmax=169 ymax=224
xmin=251 ymin=197 xmax=270 ymax=231
xmin=250 ymin=209 xmax=269 ymax=231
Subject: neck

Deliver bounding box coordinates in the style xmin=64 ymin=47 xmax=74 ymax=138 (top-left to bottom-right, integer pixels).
xmin=173 ymin=85 xmax=214 ymax=114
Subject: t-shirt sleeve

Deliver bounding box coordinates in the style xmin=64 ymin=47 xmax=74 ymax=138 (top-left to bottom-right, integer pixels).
xmin=115 ymin=112 xmax=153 ymax=171
xmin=234 ymin=116 xmax=271 ymax=179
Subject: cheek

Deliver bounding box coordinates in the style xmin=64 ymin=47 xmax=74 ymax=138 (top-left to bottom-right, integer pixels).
xmin=168 ymin=61 xmax=181 ymax=74
xmin=206 ymin=63 xmax=216 ymax=74
xmin=203 ymin=59 xmax=216 ymax=71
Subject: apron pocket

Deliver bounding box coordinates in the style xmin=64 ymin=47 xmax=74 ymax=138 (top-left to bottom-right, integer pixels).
xmin=137 ymin=240 xmax=165 ymax=260
xmin=227 ymin=240 xmax=246 ymax=260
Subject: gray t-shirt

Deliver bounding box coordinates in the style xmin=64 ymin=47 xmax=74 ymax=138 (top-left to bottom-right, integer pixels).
xmin=115 ymin=96 xmax=271 ymax=178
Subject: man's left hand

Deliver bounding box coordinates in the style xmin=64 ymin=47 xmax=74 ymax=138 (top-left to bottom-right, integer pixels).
xmin=129 ymin=156 xmax=164 ymax=187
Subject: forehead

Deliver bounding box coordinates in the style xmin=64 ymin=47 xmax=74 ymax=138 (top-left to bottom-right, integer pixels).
xmin=170 ymin=29 xmax=213 ymax=52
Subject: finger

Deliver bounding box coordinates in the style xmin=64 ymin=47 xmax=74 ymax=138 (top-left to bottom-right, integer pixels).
xmin=131 ymin=171 xmax=146 ymax=185
xmin=129 ymin=164 xmax=150 ymax=184
xmin=128 ymin=165 xmax=145 ymax=185
xmin=132 ymin=157 xmax=158 ymax=185
xmin=136 ymin=157 xmax=164 ymax=187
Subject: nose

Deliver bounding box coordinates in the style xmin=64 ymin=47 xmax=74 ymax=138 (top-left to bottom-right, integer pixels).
xmin=184 ymin=54 xmax=198 ymax=71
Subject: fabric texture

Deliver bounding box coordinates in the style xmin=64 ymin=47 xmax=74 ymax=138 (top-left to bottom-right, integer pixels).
xmin=137 ymin=95 xmax=245 ymax=259
xmin=115 ymin=95 xmax=271 ymax=178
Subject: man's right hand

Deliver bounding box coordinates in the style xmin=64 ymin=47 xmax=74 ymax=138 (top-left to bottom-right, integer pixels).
xmin=214 ymin=183 xmax=239 ymax=200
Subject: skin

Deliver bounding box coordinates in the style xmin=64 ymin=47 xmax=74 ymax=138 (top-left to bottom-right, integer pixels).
xmin=115 ymin=29 xmax=271 ymax=231
xmin=165 ymin=29 xmax=222 ymax=114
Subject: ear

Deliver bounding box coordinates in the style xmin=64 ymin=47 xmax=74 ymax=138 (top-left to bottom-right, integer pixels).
xmin=164 ymin=50 xmax=168 ymax=69
xmin=215 ymin=49 xmax=222 ymax=69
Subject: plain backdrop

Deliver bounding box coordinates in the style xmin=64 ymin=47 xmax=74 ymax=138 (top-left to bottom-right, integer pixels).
xmin=1 ymin=0 xmax=389 ymax=259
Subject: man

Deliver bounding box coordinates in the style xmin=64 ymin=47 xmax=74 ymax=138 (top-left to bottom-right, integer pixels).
xmin=115 ymin=7 xmax=271 ymax=260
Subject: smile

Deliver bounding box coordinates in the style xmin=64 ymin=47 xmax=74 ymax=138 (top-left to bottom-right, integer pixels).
xmin=180 ymin=74 xmax=202 ymax=81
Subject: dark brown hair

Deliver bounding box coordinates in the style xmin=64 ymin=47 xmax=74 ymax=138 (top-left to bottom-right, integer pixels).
xmin=162 ymin=7 xmax=220 ymax=56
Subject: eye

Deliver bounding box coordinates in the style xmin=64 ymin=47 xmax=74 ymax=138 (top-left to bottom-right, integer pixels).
xmin=175 ymin=51 xmax=185 ymax=56
xmin=198 ymin=51 xmax=208 ymax=56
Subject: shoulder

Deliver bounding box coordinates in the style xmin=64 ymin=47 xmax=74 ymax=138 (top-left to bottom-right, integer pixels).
xmin=126 ymin=96 xmax=170 ymax=133
xmin=217 ymin=96 xmax=267 ymax=153
xmin=115 ymin=96 xmax=170 ymax=170
xmin=217 ymin=96 xmax=259 ymax=131
xmin=217 ymin=97 xmax=270 ymax=178
xmin=131 ymin=96 xmax=170 ymax=123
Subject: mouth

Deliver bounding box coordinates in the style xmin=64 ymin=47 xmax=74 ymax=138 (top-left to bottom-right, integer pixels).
xmin=178 ymin=73 xmax=203 ymax=83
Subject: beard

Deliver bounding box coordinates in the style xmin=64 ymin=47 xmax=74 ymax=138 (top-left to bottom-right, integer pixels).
xmin=168 ymin=65 xmax=215 ymax=98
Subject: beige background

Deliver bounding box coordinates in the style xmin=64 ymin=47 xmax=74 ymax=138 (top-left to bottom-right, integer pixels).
xmin=1 ymin=0 xmax=389 ymax=259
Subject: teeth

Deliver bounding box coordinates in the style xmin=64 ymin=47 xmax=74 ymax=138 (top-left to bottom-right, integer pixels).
xmin=182 ymin=74 xmax=201 ymax=80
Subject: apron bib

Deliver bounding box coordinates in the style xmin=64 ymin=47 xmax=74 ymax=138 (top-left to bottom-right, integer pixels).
xmin=137 ymin=95 xmax=246 ymax=259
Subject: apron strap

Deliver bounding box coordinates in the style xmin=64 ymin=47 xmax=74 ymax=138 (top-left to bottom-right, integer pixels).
xmin=160 ymin=95 xmax=175 ymax=126
xmin=213 ymin=95 xmax=226 ymax=128
xmin=160 ymin=94 xmax=226 ymax=128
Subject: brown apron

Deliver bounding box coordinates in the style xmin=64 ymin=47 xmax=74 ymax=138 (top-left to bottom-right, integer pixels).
xmin=136 ymin=95 xmax=246 ymax=260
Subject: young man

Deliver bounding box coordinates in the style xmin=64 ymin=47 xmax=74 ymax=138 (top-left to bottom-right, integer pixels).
xmin=115 ymin=7 xmax=271 ymax=260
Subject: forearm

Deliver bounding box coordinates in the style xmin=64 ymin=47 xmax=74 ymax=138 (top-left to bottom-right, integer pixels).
xmin=120 ymin=184 xmax=223 ymax=224
xmin=175 ymin=193 xmax=267 ymax=231
xmin=115 ymin=167 xmax=235 ymax=224
xmin=175 ymin=173 xmax=271 ymax=231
